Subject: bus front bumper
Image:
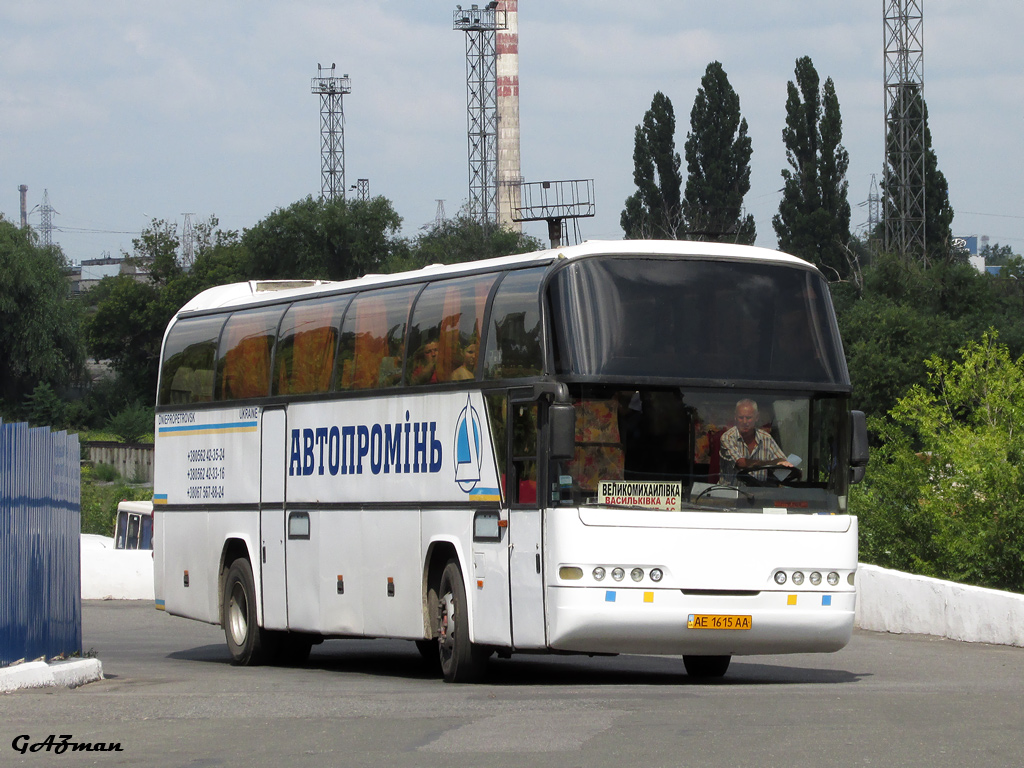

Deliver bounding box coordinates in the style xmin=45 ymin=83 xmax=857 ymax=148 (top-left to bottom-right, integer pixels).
xmin=545 ymin=586 xmax=855 ymax=656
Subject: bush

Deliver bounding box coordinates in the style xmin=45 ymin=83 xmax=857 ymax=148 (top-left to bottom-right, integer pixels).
xmin=105 ymin=402 xmax=154 ymax=444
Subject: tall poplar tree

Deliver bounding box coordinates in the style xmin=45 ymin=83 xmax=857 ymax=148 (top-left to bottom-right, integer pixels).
xmin=681 ymin=62 xmax=755 ymax=244
xmin=621 ymin=91 xmax=684 ymax=239
xmin=773 ymin=57 xmax=852 ymax=279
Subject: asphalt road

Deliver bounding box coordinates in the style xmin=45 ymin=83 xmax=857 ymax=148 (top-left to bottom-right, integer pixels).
xmin=2 ymin=600 xmax=1023 ymax=768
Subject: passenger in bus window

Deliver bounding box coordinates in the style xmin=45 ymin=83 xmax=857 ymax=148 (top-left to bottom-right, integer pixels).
xmin=718 ymin=399 xmax=793 ymax=483
xmin=410 ymin=339 xmax=440 ymax=384
xmin=450 ymin=342 xmax=478 ymax=381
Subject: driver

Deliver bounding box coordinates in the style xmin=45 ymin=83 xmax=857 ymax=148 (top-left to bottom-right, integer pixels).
xmin=719 ymin=399 xmax=794 ymax=483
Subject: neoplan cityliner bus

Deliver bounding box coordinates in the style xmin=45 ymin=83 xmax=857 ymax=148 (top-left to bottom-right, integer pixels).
xmin=152 ymin=240 xmax=869 ymax=681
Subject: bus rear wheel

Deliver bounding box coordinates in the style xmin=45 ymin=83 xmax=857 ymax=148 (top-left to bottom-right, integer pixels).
xmin=223 ymin=558 xmax=278 ymax=665
xmin=436 ymin=559 xmax=488 ymax=683
xmin=683 ymin=654 xmax=731 ymax=678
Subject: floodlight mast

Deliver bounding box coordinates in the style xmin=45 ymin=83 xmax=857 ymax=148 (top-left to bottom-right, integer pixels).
xmin=454 ymin=4 xmax=506 ymax=228
xmin=312 ymin=63 xmax=352 ymax=202
xmin=883 ymin=0 xmax=927 ymax=263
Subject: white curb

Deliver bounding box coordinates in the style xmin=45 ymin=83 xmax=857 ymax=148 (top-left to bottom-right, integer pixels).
xmin=0 ymin=659 xmax=104 ymax=694
xmin=856 ymin=563 xmax=1024 ymax=647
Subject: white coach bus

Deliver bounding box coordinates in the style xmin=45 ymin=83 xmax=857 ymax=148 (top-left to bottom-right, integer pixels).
xmin=152 ymin=240 xmax=868 ymax=681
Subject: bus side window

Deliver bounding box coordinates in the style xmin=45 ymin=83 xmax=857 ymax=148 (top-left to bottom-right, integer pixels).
xmin=336 ymin=286 xmax=416 ymax=390
xmin=158 ymin=316 xmax=226 ymax=405
xmin=407 ymin=274 xmax=497 ymax=385
xmin=217 ymin=306 xmax=285 ymax=401
xmin=273 ymin=296 xmax=348 ymax=395
xmin=483 ymin=268 xmax=547 ymax=380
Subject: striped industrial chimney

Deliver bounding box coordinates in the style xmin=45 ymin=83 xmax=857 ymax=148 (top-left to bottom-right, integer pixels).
xmin=496 ymin=1 xmax=522 ymax=232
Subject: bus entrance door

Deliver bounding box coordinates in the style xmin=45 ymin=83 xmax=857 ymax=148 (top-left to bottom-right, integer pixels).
xmin=507 ymin=399 xmax=546 ymax=649
xmin=259 ymin=407 xmax=288 ymax=630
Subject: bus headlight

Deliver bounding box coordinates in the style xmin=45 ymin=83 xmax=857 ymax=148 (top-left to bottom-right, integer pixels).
xmin=593 ymin=567 xmax=606 ymax=581
xmin=630 ymin=568 xmax=644 ymax=582
xmin=792 ymin=571 xmax=805 ymax=586
xmin=827 ymin=571 xmax=840 ymax=586
xmin=649 ymin=568 xmax=663 ymax=582
xmin=848 ymin=572 xmax=856 ymax=586
xmin=774 ymin=571 xmax=787 ymax=585
xmin=809 ymin=571 xmax=822 ymax=586
xmin=611 ymin=567 xmax=625 ymax=581
xmin=559 ymin=566 xmax=583 ymax=580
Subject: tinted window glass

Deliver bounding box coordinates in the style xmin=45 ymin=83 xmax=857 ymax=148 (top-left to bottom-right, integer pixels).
xmin=158 ymin=315 xmax=226 ymax=405
xmin=336 ymin=286 xmax=417 ymax=390
xmin=217 ymin=306 xmax=285 ymax=400
xmin=482 ymin=268 xmax=546 ymax=379
xmin=407 ymin=274 xmax=497 ymax=384
xmin=548 ymin=256 xmax=848 ymax=384
xmin=273 ymin=296 xmax=349 ymax=395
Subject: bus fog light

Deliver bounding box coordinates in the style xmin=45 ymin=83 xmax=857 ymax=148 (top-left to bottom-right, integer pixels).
xmin=593 ymin=567 xmax=606 ymax=581
xmin=809 ymin=571 xmax=822 ymax=586
xmin=792 ymin=571 xmax=804 ymax=586
xmin=630 ymin=568 xmax=644 ymax=582
xmin=848 ymin=572 xmax=856 ymax=586
xmin=611 ymin=567 xmax=625 ymax=581
xmin=827 ymin=571 xmax=840 ymax=586
xmin=559 ymin=566 xmax=583 ymax=580
xmin=649 ymin=568 xmax=663 ymax=582
xmin=774 ymin=571 xmax=787 ymax=585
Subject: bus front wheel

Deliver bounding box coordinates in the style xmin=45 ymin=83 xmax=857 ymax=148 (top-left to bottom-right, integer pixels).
xmin=683 ymin=654 xmax=731 ymax=678
xmin=223 ymin=558 xmax=277 ymax=666
xmin=436 ymin=559 xmax=488 ymax=683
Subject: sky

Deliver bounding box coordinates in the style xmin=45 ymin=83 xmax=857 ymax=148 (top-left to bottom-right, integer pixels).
xmin=2 ymin=1 xmax=1022 ymax=266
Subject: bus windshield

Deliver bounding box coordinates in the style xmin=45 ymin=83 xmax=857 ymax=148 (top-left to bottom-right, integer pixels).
xmin=557 ymin=387 xmax=851 ymax=514
xmin=549 ymin=255 xmax=848 ymax=385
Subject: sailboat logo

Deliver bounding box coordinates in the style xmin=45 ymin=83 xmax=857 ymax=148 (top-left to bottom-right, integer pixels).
xmin=454 ymin=394 xmax=483 ymax=492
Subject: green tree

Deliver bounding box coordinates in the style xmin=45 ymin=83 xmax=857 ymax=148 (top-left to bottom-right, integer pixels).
xmin=882 ymin=85 xmax=955 ymax=265
xmin=0 ymin=216 xmax=84 ymax=413
xmin=854 ymin=332 xmax=1024 ymax=591
xmin=773 ymin=57 xmax=852 ymax=279
xmin=621 ymin=91 xmax=684 ymax=239
xmin=681 ymin=62 xmax=755 ymax=244
xmin=399 ymin=213 xmax=543 ymax=272
xmin=243 ymin=195 xmax=404 ymax=281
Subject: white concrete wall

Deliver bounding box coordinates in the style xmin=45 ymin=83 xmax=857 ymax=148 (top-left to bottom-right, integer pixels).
xmin=80 ymin=534 xmax=154 ymax=601
xmin=855 ymin=563 xmax=1024 ymax=647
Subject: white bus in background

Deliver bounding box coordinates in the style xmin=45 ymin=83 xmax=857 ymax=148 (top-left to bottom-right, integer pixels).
xmin=114 ymin=500 xmax=153 ymax=550
xmin=152 ymin=240 xmax=868 ymax=682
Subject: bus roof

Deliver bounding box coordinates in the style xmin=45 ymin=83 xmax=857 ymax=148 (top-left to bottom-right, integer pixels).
xmin=176 ymin=240 xmax=815 ymax=315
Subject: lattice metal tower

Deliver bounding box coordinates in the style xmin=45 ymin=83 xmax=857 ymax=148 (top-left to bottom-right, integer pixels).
xmin=311 ymin=64 xmax=352 ymax=201
xmin=454 ymin=4 xmax=505 ymax=228
xmin=39 ymin=189 xmax=55 ymax=248
xmin=181 ymin=213 xmax=196 ymax=268
xmin=352 ymin=179 xmax=369 ymax=202
xmin=883 ymin=0 xmax=926 ymax=261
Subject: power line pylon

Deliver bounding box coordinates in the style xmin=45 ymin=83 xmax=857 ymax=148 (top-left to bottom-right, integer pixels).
xmin=39 ymin=189 xmax=56 ymax=248
xmin=454 ymin=3 xmax=506 ymax=228
xmin=311 ymin=63 xmax=352 ymax=202
xmin=352 ymin=179 xmax=369 ymax=202
xmin=883 ymin=0 xmax=927 ymax=263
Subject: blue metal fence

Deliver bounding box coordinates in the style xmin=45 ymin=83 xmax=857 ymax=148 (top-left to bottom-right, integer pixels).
xmin=0 ymin=418 xmax=82 ymax=666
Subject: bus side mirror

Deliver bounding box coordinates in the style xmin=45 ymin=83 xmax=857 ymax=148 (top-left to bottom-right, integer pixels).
xmin=549 ymin=403 xmax=576 ymax=461
xmin=850 ymin=410 xmax=869 ymax=484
